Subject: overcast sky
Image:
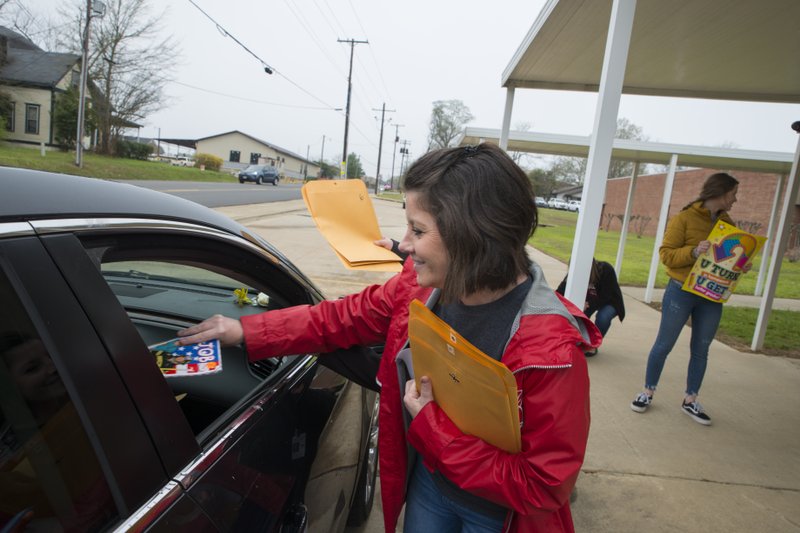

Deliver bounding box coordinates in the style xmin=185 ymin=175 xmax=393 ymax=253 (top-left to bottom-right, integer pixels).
xmin=28 ymin=0 xmax=800 ymax=176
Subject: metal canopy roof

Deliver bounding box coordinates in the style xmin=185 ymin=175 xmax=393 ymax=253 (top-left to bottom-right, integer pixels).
xmin=494 ymin=0 xmax=800 ymax=351
xmin=458 ymin=127 xmax=795 ymax=174
xmin=502 ymin=0 xmax=800 ymax=103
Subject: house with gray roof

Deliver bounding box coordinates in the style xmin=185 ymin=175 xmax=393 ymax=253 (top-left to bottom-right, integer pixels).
xmin=0 ymin=26 xmax=82 ymax=147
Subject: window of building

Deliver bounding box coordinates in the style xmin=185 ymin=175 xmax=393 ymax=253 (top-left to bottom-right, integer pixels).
xmin=24 ymin=104 xmax=39 ymax=135
xmin=0 ymin=269 xmax=118 ymax=531
xmin=5 ymin=102 xmax=14 ymax=132
xmin=229 ymin=150 xmax=240 ymax=163
xmin=250 ymin=153 xmax=261 ymax=164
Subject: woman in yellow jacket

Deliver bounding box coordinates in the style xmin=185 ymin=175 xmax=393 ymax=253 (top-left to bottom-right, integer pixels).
xmin=630 ymin=172 xmax=739 ymax=426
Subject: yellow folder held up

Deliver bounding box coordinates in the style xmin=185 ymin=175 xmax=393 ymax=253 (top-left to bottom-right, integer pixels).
xmin=302 ymin=179 xmax=403 ymax=272
xmin=408 ymin=300 xmax=521 ymax=454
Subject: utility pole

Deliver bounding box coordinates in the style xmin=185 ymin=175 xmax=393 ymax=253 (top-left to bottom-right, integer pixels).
xmin=337 ymin=38 xmax=368 ymax=178
xmin=319 ymin=134 xmax=326 ymax=177
xmin=373 ymin=103 xmax=395 ymax=194
xmin=390 ymin=123 xmax=404 ymax=190
xmin=304 ymin=145 xmax=310 ymax=181
xmin=75 ymin=0 xmax=105 ymax=167
xmin=399 ymin=140 xmax=411 ymax=182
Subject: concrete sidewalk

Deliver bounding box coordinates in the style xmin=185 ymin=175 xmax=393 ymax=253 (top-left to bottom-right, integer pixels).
xmin=215 ymin=198 xmax=800 ymax=533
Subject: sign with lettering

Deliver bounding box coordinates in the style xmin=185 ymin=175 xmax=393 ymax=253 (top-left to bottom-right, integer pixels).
xmin=682 ymin=221 xmax=766 ymax=303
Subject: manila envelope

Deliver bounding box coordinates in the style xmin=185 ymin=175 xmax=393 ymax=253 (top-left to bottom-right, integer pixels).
xmin=302 ymin=179 xmax=402 ymax=272
xmin=408 ymin=300 xmax=521 ymax=454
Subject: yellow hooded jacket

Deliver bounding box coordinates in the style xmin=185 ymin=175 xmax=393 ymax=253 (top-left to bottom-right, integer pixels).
xmin=659 ymin=201 xmax=734 ymax=283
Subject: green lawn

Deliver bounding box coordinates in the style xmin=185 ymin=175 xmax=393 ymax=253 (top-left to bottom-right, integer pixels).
xmin=533 ymin=208 xmax=799 ymax=298
xmin=0 ymin=145 xmax=234 ymax=182
xmin=532 ymin=208 xmax=800 ymax=357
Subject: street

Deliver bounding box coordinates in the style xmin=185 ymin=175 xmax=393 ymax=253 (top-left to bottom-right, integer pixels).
xmin=118 ymin=179 xmax=303 ymax=207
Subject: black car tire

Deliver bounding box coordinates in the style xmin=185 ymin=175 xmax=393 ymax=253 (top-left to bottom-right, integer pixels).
xmin=256 ymin=177 xmax=262 ymax=185
xmin=238 ymin=178 xmax=244 ymax=183
xmin=346 ymin=397 xmax=379 ymax=526
xmin=272 ymin=179 xmax=279 ymax=186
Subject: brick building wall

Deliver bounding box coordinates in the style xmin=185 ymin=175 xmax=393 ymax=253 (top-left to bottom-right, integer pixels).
xmin=601 ymin=168 xmax=800 ymax=250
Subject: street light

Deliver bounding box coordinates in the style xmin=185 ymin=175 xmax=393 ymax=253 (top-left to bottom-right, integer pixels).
xmin=75 ymin=0 xmax=105 ymax=168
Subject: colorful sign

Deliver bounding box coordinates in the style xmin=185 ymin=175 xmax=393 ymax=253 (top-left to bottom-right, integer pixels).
xmin=149 ymin=338 xmax=222 ymax=377
xmin=682 ymin=221 xmax=766 ymax=303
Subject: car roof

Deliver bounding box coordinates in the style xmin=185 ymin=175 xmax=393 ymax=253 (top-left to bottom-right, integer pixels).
xmin=0 ymin=167 xmax=247 ymax=236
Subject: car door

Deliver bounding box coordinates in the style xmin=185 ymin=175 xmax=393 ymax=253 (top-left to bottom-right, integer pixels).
xmin=37 ymin=218 xmax=371 ymax=532
xmin=0 ymin=227 xmax=171 ymax=532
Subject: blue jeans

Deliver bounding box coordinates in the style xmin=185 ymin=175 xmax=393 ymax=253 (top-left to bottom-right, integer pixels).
xmin=404 ymin=461 xmax=506 ymax=533
xmin=644 ymin=279 xmax=722 ymax=396
xmin=587 ymin=304 xmax=618 ymax=337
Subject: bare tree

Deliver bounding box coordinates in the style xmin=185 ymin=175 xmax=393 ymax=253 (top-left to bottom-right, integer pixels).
xmin=631 ymin=214 xmax=652 ymax=238
xmin=57 ymin=0 xmax=179 ymax=154
xmin=0 ymin=0 xmax=62 ymax=50
xmin=427 ymin=99 xmax=474 ymax=151
xmin=510 ymin=121 xmax=535 ymax=168
xmin=549 ymin=117 xmax=650 ymax=183
xmin=602 ymin=213 xmax=616 ymax=231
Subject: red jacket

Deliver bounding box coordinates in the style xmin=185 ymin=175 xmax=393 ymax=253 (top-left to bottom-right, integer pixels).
xmin=241 ymin=260 xmax=600 ymax=532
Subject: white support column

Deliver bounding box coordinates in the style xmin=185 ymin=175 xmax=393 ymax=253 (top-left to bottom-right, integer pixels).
xmin=752 ymin=127 xmax=800 ymax=351
xmin=499 ymin=86 xmax=515 ymax=151
xmin=645 ymin=154 xmax=678 ymax=303
xmin=754 ymin=173 xmax=785 ymax=296
xmin=565 ymin=0 xmax=637 ymax=307
xmin=615 ymin=161 xmax=640 ymax=276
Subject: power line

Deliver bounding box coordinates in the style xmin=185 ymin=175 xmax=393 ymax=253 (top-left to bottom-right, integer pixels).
xmin=168 ymin=79 xmax=344 ymax=110
xmin=185 ymin=0 xmax=339 ymax=111
xmin=346 ymin=0 xmax=394 ymax=102
xmin=283 ymin=0 xmax=346 ymax=79
xmin=186 ymin=0 xmax=274 ymax=74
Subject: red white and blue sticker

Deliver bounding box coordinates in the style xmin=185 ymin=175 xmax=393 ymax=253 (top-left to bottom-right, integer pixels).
xmin=149 ymin=337 xmax=222 ymax=377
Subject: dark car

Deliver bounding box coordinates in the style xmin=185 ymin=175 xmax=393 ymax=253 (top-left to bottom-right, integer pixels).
xmin=239 ymin=164 xmax=280 ymax=185
xmin=0 ymin=168 xmax=378 ymax=532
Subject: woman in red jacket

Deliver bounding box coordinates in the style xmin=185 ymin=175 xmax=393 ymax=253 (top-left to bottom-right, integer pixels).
xmin=178 ymin=143 xmax=600 ymax=532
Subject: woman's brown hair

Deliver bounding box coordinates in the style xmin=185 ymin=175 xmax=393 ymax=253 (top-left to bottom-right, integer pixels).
xmin=681 ymin=172 xmax=739 ymax=211
xmin=403 ymin=143 xmax=538 ymax=303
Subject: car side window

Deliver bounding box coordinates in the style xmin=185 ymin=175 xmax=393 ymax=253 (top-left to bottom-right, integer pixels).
xmin=79 ymin=233 xmax=310 ymax=438
xmin=0 ymin=269 xmax=118 ymax=532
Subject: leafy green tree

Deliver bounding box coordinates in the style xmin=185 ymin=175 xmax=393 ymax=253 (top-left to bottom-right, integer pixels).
xmin=52 ymin=85 xmax=96 ymax=149
xmin=427 ymin=99 xmax=474 ymax=151
xmin=527 ymin=167 xmax=562 ymax=200
xmin=317 ymin=160 xmax=338 ymax=179
xmin=0 ymin=90 xmax=12 ymax=139
xmin=346 ymin=152 xmax=364 ymax=179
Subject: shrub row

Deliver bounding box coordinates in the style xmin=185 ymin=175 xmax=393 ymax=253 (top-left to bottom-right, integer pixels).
xmin=195 ymin=153 xmax=223 ymax=171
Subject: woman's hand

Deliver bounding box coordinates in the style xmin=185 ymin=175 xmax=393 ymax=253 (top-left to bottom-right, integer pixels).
xmin=177 ymin=314 xmax=244 ymax=346
xmin=693 ymin=240 xmax=711 ymax=258
xmin=404 ymin=377 xmax=434 ymax=418
xmin=373 ymin=237 xmax=393 ymax=251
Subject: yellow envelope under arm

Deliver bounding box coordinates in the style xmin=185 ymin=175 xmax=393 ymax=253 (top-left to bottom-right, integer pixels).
xmin=408 ymin=300 xmax=521 ymax=454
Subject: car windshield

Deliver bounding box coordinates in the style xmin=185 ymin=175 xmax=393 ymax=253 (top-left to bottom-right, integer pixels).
xmin=102 ymin=260 xmax=244 ymax=291
xmin=244 ymin=165 xmax=264 ymax=172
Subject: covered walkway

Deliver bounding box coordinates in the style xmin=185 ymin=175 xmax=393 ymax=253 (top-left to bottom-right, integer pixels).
xmin=487 ymin=0 xmax=800 ymax=349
